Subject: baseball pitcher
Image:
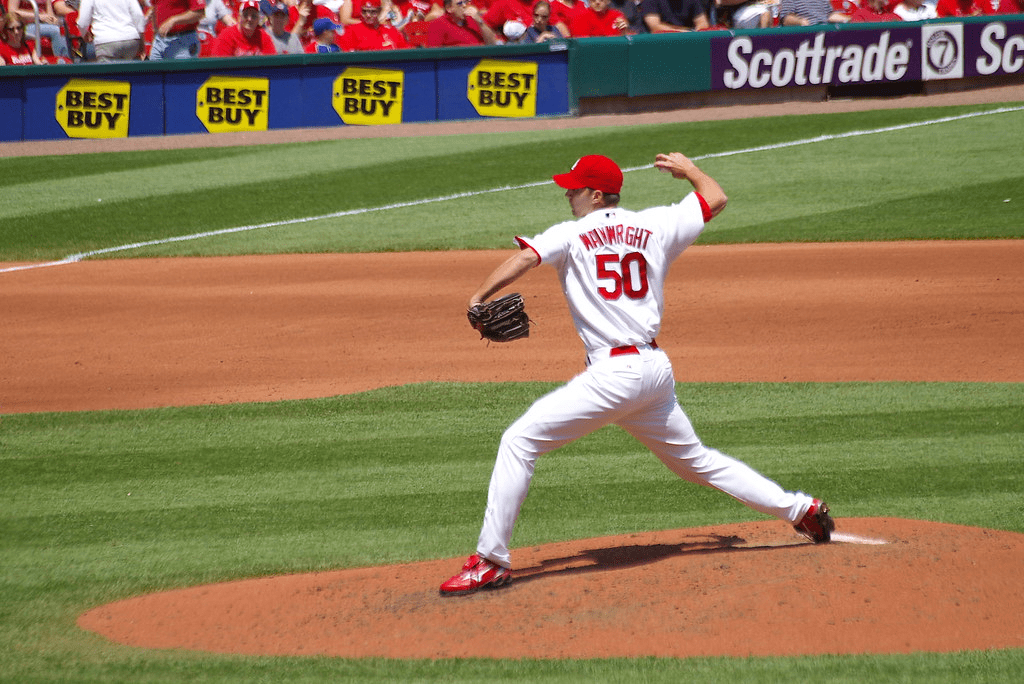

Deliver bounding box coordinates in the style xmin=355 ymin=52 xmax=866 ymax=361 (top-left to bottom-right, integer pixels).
xmin=441 ymin=152 xmax=835 ymax=595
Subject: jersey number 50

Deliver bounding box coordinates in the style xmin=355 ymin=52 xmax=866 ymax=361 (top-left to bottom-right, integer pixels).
xmin=596 ymin=252 xmax=649 ymax=300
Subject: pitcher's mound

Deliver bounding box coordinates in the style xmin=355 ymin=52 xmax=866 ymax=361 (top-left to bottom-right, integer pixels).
xmin=79 ymin=518 xmax=1024 ymax=659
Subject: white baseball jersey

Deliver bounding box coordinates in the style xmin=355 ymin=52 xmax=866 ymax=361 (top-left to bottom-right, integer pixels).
xmin=516 ymin=192 xmax=707 ymax=353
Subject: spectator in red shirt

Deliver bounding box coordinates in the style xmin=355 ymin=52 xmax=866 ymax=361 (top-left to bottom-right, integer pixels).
xmin=340 ymin=0 xmax=367 ymax=24
xmin=426 ymin=0 xmax=497 ymax=45
xmin=482 ymin=0 xmax=533 ymax=35
xmin=482 ymin=0 xmax=572 ymax=35
xmin=936 ymin=0 xmax=993 ymax=14
xmin=380 ymin=0 xmax=434 ymax=31
xmin=982 ymin=0 xmax=1020 ymax=11
xmin=210 ymin=0 xmax=277 ymax=55
xmin=150 ymin=0 xmax=207 ymax=59
xmin=545 ymin=0 xmax=581 ymax=33
xmin=849 ymin=0 xmax=902 ymax=20
xmin=569 ymin=0 xmax=628 ymax=35
xmin=339 ymin=0 xmax=410 ymax=49
xmin=1 ymin=11 xmax=44 ymax=65
xmin=8 ymin=0 xmax=70 ymax=58
xmin=289 ymin=0 xmax=335 ymax=38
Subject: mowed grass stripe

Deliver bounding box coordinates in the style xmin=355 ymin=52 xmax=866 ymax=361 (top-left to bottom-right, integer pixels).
xmin=3 ymin=382 xmax=1021 ymax=554
xmin=1 ymin=103 xmax=1021 ymax=261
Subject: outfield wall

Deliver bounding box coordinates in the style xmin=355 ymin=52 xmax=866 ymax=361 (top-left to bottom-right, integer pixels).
xmin=0 ymin=16 xmax=1020 ymax=142
xmin=572 ymin=16 xmax=1024 ymax=114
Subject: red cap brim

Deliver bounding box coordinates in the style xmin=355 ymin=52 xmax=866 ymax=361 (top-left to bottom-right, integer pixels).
xmin=552 ymin=171 xmax=585 ymax=190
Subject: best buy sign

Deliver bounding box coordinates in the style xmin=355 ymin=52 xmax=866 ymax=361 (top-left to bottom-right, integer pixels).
xmin=56 ymin=79 xmax=131 ymax=139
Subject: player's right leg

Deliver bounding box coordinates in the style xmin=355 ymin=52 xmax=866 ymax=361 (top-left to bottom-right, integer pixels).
xmin=475 ymin=362 xmax=639 ymax=568
xmin=443 ymin=371 xmax=628 ymax=595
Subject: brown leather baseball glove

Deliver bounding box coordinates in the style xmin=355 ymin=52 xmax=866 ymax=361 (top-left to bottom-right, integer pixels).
xmin=467 ymin=293 xmax=530 ymax=343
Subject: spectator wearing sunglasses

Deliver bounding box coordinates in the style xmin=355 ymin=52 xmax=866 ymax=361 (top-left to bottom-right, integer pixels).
xmin=339 ymin=0 xmax=410 ymax=49
xmin=1 ymin=11 xmax=44 ymax=64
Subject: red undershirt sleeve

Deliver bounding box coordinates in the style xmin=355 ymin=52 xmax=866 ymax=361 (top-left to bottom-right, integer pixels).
xmin=695 ymin=193 xmax=714 ymax=223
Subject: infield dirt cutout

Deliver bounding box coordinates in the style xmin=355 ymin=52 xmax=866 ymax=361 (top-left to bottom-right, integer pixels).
xmin=76 ymin=519 xmax=1024 ymax=659
xmin=5 ymin=240 xmax=1023 ymax=658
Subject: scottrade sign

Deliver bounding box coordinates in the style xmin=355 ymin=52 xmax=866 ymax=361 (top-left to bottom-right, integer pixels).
xmin=711 ymin=19 xmax=1024 ymax=91
xmin=713 ymin=28 xmax=918 ymax=90
xmin=970 ymin=21 xmax=1024 ymax=77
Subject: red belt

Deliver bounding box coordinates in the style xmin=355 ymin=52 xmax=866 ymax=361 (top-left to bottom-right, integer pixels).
xmin=609 ymin=340 xmax=658 ymax=357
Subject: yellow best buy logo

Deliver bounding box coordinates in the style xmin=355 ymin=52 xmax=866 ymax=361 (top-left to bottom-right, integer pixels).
xmin=56 ymin=79 xmax=131 ymax=139
xmin=468 ymin=59 xmax=537 ymax=118
xmin=333 ymin=67 xmax=404 ymax=126
xmin=196 ymin=75 xmax=269 ymax=133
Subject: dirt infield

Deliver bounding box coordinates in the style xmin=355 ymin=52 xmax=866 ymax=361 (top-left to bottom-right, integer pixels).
xmin=6 ymin=85 xmax=1024 ymax=659
xmin=3 ymin=241 xmax=1022 ymax=414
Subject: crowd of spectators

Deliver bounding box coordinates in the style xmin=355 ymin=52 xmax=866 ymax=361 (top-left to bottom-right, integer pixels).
xmin=2 ymin=0 xmax=1023 ymax=64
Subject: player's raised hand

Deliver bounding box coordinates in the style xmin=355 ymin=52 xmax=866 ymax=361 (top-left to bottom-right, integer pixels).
xmin=654 ymin=152 xmax=698 ymax=179
xmin=655 ymin=153 xmax=728 ymax=217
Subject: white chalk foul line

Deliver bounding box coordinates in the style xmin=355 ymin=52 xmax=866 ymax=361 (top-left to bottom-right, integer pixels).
xmin=831 ymin=531 xmax=888 ymax=545
xmin=0 ymin=182 xmax=550 ymax=274
xmin=3 ymin=105 xmax=1021 ymax=275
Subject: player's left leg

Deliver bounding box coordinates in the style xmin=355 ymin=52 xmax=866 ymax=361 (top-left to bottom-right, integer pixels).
xmin=616 ymin=350 xmax=814 ymax=523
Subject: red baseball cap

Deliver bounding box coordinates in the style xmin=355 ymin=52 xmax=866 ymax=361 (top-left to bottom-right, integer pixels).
xmin=553 ymin=155 xmax=623 ymax=194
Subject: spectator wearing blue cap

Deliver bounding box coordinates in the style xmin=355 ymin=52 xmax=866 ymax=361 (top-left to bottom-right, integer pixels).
xmin=305 ymin=15 xmax=343 ymax=51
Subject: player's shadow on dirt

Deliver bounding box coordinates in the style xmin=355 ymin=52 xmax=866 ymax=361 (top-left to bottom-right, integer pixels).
xmin=513 ymin=534 xmax=805 ymax=586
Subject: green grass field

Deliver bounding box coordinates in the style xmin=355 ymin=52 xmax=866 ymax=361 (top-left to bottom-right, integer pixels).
xmin=2 ymin=103 xmax=1023 ymax=262
xmin=2 ymin=102 xmax=1023 ymax=682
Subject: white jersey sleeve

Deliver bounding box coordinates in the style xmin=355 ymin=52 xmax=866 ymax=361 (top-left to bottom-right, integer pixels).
xmin=516 ymin=192 xmax=707 ymax=353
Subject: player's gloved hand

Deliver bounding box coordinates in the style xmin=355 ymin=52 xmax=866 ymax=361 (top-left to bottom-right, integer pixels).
xmin=467 ymin=293 xmax=530 ymax=343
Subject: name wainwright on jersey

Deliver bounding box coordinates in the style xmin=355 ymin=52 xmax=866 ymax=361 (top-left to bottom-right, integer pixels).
xmin=579 ymin=222 xmax=653 ymax=251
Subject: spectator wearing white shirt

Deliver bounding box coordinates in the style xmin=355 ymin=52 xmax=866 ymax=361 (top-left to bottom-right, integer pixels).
xmin=893 ymin=0 xmax=937 ymax=19
xmin=76 ymin=0 xmax=146 ymax=61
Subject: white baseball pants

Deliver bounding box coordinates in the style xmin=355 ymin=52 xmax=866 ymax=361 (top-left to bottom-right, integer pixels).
xmin=476 ymin=346 xmax=814 ymax=568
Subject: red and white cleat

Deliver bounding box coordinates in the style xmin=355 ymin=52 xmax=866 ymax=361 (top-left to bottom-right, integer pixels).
xmin=794 ymin=499 xmax=835 ymax=543
xmin=439 ymin=554 xmax=512 ymax=595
